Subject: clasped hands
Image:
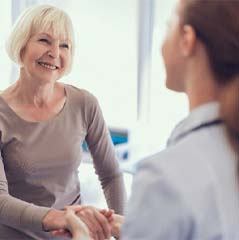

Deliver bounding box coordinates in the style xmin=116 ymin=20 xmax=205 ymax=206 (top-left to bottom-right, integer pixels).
xmin=42 ymin=205 xmax=123 ymax=240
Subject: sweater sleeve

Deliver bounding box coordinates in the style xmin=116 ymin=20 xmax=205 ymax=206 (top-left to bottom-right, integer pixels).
xmin=0 ymin=151 xmax=51 ymax=232
xmin=84 ymin=94 xmax=126 ymax=214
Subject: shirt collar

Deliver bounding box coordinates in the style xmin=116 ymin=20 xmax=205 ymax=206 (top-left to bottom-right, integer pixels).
xmin=167 ymin=101 xmax=221 ymax=146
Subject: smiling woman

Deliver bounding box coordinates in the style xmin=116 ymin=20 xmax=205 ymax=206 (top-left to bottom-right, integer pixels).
xmin=20 ymin=32 xmax=71 ymax=86
xmin=6 ymin=5 xmax=75 ymax=73
xmin=0 ymin=4 xmax=126 ymax=240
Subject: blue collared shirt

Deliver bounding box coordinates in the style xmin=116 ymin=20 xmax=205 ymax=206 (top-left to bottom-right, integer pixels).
xmin=122 ymin=102 xmax=239 ymax=240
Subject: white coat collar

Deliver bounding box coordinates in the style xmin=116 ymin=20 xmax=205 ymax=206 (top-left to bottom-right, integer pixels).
xmin=167 ymin=101 xmax=221 ymax=146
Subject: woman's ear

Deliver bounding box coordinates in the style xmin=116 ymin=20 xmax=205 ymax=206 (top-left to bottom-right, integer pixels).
xmin=20 ymin=47 xmax=26 ymax=64
xmin=179 ymin=24 xmax=197 ymax=57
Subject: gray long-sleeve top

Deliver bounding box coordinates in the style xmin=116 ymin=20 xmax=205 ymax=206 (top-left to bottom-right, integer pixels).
xmin=0 ymin=84 xmax=126 ymax=239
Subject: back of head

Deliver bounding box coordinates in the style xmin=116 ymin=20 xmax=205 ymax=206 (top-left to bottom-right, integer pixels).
xmin=179 ymin=0 xmax=239 ymax=84
xmin=179 ymin=0 xmax=239 ymax=174
xmin=6 ymin=4 xmax=75 ymax=73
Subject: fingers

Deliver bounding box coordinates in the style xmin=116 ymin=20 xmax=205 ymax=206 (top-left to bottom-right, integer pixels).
xmin=64 ymin=205 xmax=82 ymax=212
xmin=64 ymin=205 xmax=113 ymax=239
xmin=100 ymin=209 xmax=115 ymax=223
xmin=50 ymin=229 xmax=71 ymax=237
xmin=100 ymin=209 xmax=114 ymax=217
xmin=50 ymin=229 xmax=64 ymax=236
xmin=76 ymin=206 xmax=111 ymax=240
xmin=77 ymin=208 xmax=102 ymax=240
xmin=74 ymin=210 xmax=96 ymax=239
xmin=94 ymin=209 xmax=111 ymax=238
xmin=65 ymin=209 xmax=90 ymax=240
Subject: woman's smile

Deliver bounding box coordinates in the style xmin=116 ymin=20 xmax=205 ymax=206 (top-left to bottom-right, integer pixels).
xmin=37 ymin=61 xmax=60 ymax=70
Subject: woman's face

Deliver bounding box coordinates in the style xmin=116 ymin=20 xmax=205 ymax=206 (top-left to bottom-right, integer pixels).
xmin=21 ymin=31 xmax=72 ymax=83
xmin=162 ymin=1 xmax=186 ymax=92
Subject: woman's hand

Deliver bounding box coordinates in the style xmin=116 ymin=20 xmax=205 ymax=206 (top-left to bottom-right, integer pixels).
xmin=44 ymin=207 xmax=91 ymax=239
xmin=42 ymin=209 xmax=67 ymax=232
xmin=100 ymin=210 xmax=124 ymax=239
xmin=110 ymin=214 xmax=124 ymax=239
xmin=100 ymin=209 xmax=114 ymax=223
xmin=73 ymin=205 xmax=112 ymax=240
xmin=64 ymin=208 xmax=91 ymax=240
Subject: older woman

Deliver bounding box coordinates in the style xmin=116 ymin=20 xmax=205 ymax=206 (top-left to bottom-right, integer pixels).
xmin=0 ymin=4 xmax=126 ymax=240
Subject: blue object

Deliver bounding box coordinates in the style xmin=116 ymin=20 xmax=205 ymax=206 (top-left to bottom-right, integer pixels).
xmin=82 ymin=127 xmax=128 ymax=151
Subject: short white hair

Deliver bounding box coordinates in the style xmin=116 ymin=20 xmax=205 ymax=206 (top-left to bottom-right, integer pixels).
xmin=6 ymin=4 xmax=75 ymax=74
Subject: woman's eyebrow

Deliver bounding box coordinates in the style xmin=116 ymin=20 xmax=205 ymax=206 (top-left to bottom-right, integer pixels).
xmin=37 ymin=33 xmax=52 ymax=38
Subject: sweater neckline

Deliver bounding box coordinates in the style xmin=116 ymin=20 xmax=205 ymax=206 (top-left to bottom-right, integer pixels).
xmin=0 ymin=84 xmax=69 ymax=125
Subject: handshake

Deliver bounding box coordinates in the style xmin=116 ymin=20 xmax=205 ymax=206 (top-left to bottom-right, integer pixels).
xmin=42 ymin=205 xmax=124 ymax=240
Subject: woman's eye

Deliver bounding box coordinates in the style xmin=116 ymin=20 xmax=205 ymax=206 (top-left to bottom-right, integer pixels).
xmin=38 ymin=38 xmax=49 ymax=43
xmin=61 ymin=43 xmax=69 ymax=49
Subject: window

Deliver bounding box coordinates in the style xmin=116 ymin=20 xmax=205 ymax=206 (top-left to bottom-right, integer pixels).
xmin=126 ymin=0 xmax=188 ymax=163
xmin=149 ymin=0 xmax=188 ymax=150
xmin=61 ymin=0 xmax=138 ymax=129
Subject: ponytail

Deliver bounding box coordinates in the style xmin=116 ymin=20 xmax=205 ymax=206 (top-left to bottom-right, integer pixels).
xmin=220 ymin=77 xmax=239 ymax=179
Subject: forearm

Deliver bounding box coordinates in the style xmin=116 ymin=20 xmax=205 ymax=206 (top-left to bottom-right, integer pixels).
xmin=85 ymin=94 xmax=127 ymax=213
xmin=102 ymin=172 xmax=127 ymax=215
xmin=0 ymin=193 xmax=50 ymax=231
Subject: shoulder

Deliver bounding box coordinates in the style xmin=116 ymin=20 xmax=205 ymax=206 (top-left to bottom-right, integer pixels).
xmin=0 ymin=95 xmax=13 ymax=125
xmin=123 ymin=142 xmax=224 ymax=239
xmin=134 ymin=140 xmax=218 ymax=209
xmin=123 ymin=153 xmax=195 ymax=239
xmin=65 ymin=84 xmax=98 ymax=102
xmin=136 ymin=142 xmax=198 ymax=179
xmin=130 ymin=148 xmax=196 ymax=213
xmin=65 ymin=84 xmax=99 ymax=109
xmin=0 ymin=97 xmax=16 ymax=143
xmin=64 ymin=84 xmax=101 ymax=116
xmin=64 ymin=84 xmax=104 ymax=125
xmin=133 ymin=149 xmax=187 ymax=199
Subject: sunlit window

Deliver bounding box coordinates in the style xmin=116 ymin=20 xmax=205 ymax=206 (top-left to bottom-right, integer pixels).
xmin=62 ymin=0 xmax=138 ymax=129
xmin=149 ymin=0 xmax=188 ymax=150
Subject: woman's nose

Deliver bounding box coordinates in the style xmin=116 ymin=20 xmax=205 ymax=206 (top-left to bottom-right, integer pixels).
xmin=47 ymin=44 xmax=60 ymax=58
